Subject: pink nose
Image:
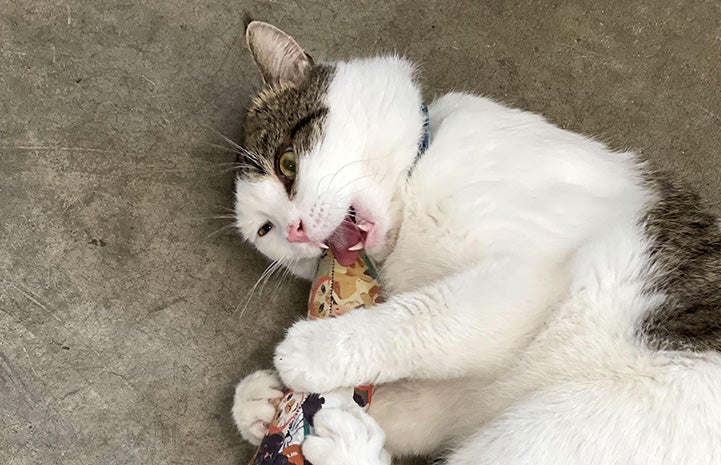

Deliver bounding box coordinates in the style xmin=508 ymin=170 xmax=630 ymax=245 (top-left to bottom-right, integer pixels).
xmin=287 ymin=220 xmax=310 ymax=243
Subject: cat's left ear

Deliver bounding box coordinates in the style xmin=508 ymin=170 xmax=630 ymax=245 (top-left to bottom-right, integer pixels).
xmin=245 ymin=21 xmax=314 ymax=87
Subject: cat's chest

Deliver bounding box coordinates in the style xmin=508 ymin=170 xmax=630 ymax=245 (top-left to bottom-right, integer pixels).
xmin=376 ymin=172 xmax=557 ymax=294
xmin=376 ymin=204 xmax=482 ymax=294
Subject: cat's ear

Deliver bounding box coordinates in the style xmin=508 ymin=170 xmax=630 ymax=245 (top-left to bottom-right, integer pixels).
xmin=245 ymin=21 xmax=314 ymax=87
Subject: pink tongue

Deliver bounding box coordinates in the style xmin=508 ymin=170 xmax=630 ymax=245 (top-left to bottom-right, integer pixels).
xmin=327 ymin=221 xmax=363 ymax=266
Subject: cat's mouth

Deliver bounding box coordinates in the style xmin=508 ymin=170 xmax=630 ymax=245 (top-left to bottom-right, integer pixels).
xmin=325 ymin=206 xmax=374 ymax=266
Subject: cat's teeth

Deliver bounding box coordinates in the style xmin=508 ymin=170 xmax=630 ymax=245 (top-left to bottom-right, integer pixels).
xmin=356 ymin=223 xmax=371 ymax=232
xmin=319 ymin=243 xmax=329 ymax=249
xmin=348 ymin=241 xmax=364 ymax=251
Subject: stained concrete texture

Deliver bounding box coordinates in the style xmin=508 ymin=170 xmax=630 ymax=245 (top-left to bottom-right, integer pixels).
xmin=1 ymin=0 xmax=720 ymax=464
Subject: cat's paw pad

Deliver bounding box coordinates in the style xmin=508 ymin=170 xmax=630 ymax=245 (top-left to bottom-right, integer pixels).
xmin=303 ymin=405 xmax=389 ymax=465
xmin=232 ymin=369 xmax=284 ymax=445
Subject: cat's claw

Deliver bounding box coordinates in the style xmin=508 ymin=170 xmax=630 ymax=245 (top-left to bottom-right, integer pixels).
xmin=232 ymin=369 xmax=285 ymax=445
xmin=303 ymin=404 xmax=390 ymax=465
xmin=274 ymin=318 xmax=358 ymax=393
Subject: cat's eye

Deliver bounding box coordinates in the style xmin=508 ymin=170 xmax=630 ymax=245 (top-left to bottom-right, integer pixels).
xmin=278 ymin=148 xmax=297 ymax=180
xmin=257 ymin=222 xmax=273 ymax=237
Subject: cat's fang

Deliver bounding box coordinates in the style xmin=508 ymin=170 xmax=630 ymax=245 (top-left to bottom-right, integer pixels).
xmin=348 ymin=241 xmax=364 ymax=251
xmin=356 ymin=223 xmax=372 ymax=232
xmin=319 ymin=243 xmax=330 ymax=249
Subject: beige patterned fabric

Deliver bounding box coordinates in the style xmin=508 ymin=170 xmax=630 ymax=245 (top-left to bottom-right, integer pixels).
xmin=308 ymin=251 xmax=383 ymax=319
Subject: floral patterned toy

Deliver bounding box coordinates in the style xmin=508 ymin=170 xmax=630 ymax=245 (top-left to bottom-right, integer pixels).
xmin=249 ymin=250 xmax=383 ymax=465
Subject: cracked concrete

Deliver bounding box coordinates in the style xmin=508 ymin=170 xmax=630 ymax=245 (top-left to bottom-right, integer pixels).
xmin=1 ymin=1 xmax=720 ymax=464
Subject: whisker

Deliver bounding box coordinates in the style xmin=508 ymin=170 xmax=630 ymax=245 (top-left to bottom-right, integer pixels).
xmin=203 ymin=214 xmax=237 ymax=220
xmin=334 ymin=175 xmax=371 ymax=194
xmin=208 ymin=143 xmax=242 ymax=155
xmin=318 ymin=159 xmax=366 ymax=193
xmin=327 ymin=183 xmax=377 ymax=203
xmin=258 ymin=259 xmax=285 ymax=296
xmin=205 ymin=223 xmax=237 ymax=239
xmin=316 ymin=175 xmax=372 ymax=211
xmin=271 ymin=258 xmax=298 ymax=298
xmin=237 ymin=258 xmax=282 ymax=318
xmin=182 ymin=215 xmax=237 ymax=226
xmin=206 ymin=128 xmax=267 ymax=170
xmin=235 ymin=147 xmax=264 ymax=163
xmin=209 ymin=162 xmax=244 ymax=169
xmin=317 ymin=154 xmax=386 ymax=198
xmin=322 ymin=203 xmax=376 ymax=229
xmin=207 ymin=127 xmax=243 ymax=151
xmin=217 ymin=165 xmax=245 ymax=175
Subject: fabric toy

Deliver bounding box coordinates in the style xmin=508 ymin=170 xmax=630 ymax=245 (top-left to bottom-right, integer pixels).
xmin=249 ymin=250 xmax=383 ymax=465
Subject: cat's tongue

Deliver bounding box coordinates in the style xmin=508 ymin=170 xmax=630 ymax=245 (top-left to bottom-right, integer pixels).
xmin=327 ymin=222 xmax=363 ymax=266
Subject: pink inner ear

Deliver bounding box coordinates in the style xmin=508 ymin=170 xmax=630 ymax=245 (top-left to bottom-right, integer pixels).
xmin=246 ymin=21 xmax=312 ymax=87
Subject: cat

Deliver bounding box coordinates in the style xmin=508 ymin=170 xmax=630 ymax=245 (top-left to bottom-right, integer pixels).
xmin=230 ymin=20 xmax=721 ymax=465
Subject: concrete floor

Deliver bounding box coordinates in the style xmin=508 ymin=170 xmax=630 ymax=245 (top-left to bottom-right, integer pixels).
xmin=2 ymin=0 xmax=720 ymax=464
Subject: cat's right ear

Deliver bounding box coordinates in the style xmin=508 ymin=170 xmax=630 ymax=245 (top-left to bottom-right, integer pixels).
xmin=245 ymin=21 xmax=314 ymax=88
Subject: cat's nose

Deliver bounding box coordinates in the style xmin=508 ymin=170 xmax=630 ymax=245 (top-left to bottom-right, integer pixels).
xmin=287 ymin=220 xmax=310 ymax=243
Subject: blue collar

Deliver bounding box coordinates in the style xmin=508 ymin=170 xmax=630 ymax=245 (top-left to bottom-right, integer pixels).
xmin=408 ymin=103 xmax=430 ymax=178
xmin=418 ymin=103 xmax=431 ymax=154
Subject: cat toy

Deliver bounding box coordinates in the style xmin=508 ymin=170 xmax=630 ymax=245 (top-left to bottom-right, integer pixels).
xmin=248 ymin=250 xmax=383 ymax=465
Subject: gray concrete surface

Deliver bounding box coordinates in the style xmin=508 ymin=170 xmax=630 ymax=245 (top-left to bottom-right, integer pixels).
xmin=1 ymin=1 xmax=720 ymax=464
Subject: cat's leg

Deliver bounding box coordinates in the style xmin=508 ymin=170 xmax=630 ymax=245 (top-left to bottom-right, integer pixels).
xmin=231 ymin=369 xmax=285 ymax=445
xmin=275 ymin=256 xmax=566 ymax=392
xmin=441 ymin=380 xmax=721 ymax=465
xmin=303 ymin=399 xmax=391 ymax=465
xmin=368 ymin=378 xmax=479 ymax=456
xmin=306 ymin=381 xmax=717 ymax=465
xmin=306 ymin=382 xmax=631 ymax=465
xmin=444 ymin=385 xmax=617 ymax=465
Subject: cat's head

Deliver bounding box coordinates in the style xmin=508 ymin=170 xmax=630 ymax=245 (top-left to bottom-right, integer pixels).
xmin=234 ymin=21 xmax=424 ymax=278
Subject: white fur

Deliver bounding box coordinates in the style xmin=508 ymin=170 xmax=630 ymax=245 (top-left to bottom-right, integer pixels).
xmin=303 ymin=396 xmax=390 ymax=465
xmin=232 ymin=369 xmax=284 ymax=446
xmin=234 ymin=56 xmax=721 ymax=464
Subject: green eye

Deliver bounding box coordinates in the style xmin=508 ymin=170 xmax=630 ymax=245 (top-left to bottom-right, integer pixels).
xmin=278 ymin=149 xmax=297 ymax=179
xmin=257 ymin=221 xmax=273 ymax=237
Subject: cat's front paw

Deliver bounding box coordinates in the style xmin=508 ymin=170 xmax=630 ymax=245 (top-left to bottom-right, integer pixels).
xmin=274 ymin=318 xmax=356 ymax=393
xmin=303 ymin=404 xmax=390 ymax=465
xmin=232 ymin=369 xmax=284 ymax=445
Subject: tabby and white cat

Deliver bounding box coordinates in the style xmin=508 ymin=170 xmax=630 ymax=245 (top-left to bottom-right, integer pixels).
xmin=231 ymin=21 xmax=721 ymax=465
